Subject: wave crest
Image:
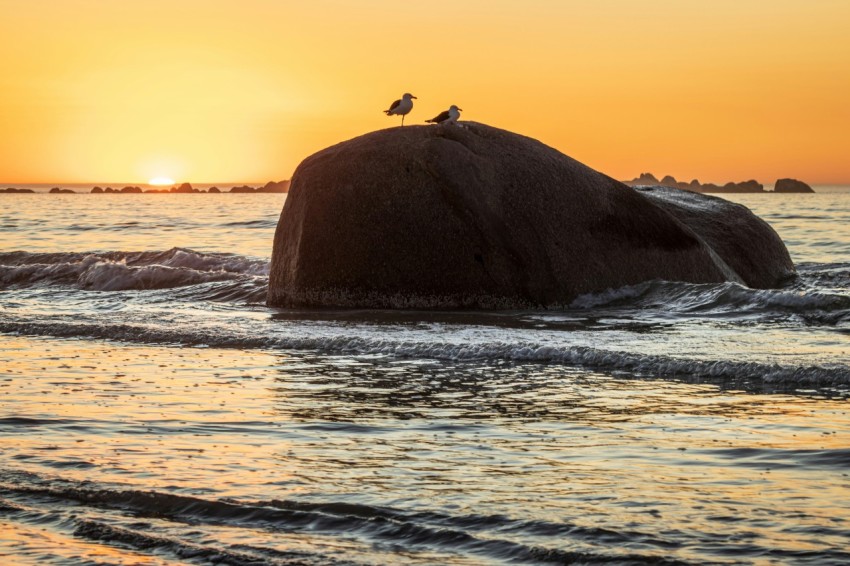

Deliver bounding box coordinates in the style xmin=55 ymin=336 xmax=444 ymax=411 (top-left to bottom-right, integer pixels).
xmin=2 ymin=317 xmax=848 ymax=389
xmin=0 ymin=248 xmax=269 ymax=291
xmin=571 ymin=279 xmax=850 ymax=318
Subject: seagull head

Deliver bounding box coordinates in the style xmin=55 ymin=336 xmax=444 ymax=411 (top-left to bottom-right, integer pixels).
xmin=402 ymin=93 xmax=417 ymax=100
xmin=450 ymin=105 xmax=462 ymax=112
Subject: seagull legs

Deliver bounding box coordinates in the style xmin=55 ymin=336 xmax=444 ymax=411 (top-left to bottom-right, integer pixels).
xmin=401 ymin=115 xmax=405 ymax=127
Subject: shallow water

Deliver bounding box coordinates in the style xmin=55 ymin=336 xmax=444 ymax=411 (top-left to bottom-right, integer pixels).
xmin=2 ymin=191 xmax=850 ymax=564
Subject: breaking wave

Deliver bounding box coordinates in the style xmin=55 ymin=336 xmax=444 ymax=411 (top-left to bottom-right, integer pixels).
xmin=1 ymin=248 xmax=849 ymax=389
xmin=570 ymin=278 xmax=850 ymax=320
xmin=0 ymin=248 xmax=268 ymax=292
xmin=1 ymin=315 xmax=848 ymax=389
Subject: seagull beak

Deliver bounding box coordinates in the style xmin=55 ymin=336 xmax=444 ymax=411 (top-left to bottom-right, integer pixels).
xmin=411 ymin=96 xmax=418 ymax=99
xmin=459 ymin=108 xmax=463 ymax=111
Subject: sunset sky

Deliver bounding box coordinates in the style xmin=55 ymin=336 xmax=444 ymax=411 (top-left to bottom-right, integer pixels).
xmin=1 ymin=0 xmax=849 ymax=185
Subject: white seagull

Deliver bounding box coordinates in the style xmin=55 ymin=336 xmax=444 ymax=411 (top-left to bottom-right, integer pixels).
xmin=426 ymin=105 xmax=462 ymax=125
xmin=384 ymin=93 xmax=417 ymax=126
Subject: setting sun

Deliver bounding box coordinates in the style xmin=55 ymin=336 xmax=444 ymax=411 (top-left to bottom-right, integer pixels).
xmin=148 ymin=177 xmax=175 ymax=186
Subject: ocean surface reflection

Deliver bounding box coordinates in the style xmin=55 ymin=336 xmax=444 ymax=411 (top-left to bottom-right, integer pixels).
xmin=2 ymin=336 xmax=849 ymax=564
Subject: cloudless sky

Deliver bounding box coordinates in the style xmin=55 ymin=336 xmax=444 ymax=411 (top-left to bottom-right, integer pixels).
xmin=1 ymin=0 xmax=849 ymax=184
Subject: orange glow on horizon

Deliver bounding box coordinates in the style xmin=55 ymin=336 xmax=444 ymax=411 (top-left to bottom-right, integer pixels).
xmin=1 ymin=0 xmax=849 ymax=185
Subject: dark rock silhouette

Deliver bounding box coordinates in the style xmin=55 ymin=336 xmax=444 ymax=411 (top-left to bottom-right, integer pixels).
xmin=258 ymin=180 xmax=290 ymax=193
xmin=171 ymin=183 xmax=194 ymax=193
xmin=86 ymin=181 xmax=287 ymax=194
xmin=1 ymin=187 xmax=35 ymax=193
xmin=721 ymin=180 xmax=763 ymax=193
xmin=633 ymin=173 xmax=659 ymax=185
xmin=268 ymin=123 xmax=794 ymax=309
xmin=228 ymin=181 xmax=290 ymax=193
xmin=626 ymin=173 xmax=794 ymax=194
xmin=660 ymin=175 xmax=678 ymax=187
xmin=49 ymin=187 xmax=75 ymax=194
xmin=774 ymin=178 xmax=814 ymax=193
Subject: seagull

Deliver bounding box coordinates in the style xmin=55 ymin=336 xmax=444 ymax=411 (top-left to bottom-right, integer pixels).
xmin=384 ymin=93 xmax=417 ymax=126
xmin=426 ymin=105 xmax=462 ymax=125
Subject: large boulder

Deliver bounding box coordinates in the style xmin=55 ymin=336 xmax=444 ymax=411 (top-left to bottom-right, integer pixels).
xmin=268 ymin=123 xmax=794 ymax=309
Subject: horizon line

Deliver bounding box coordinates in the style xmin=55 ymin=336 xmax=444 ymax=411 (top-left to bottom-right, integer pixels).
xmin=4 ymin=180 xmax=850 ymax=187
xmin=0 ymin=180 xmax=288 ymax=187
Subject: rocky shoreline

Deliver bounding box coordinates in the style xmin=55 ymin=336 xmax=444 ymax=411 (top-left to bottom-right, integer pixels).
xmin=624 ymin=173 xmax=814 ymax=193
xmin=1 ymin=180 xmax=290 ymax=194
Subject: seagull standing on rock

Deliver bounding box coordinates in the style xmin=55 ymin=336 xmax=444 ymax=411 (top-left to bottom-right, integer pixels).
xmin=426 ymin=105 xmax=462 ymax=125
xmin=384 ymin=93 xmax=417 ymax=126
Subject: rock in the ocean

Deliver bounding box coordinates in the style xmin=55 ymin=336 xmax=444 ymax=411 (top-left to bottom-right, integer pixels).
xmin=258 ymin=180 xmax=290 ymax=193
xmin=172 ymin=183 xmax=193 ymax=193
xmin=660 ymin=175 xmax=679 ymax=187
xmin=637 ymin=186 xmax=795 ymax=288
xmin=268 ymin=123 xmax=794 ymax=309
xmin=774 ymin=178 xmax=814 ymax=193
xmin=741 ymin=180 xmax=764 ymax=192
xmin=628 ymin=172 xmax=660 ymax=185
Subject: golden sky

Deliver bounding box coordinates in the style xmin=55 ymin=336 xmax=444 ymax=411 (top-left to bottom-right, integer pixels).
xmin=1 ymin=0 xmax=849 ymax=184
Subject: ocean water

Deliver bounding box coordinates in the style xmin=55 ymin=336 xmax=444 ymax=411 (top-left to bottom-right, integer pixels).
xmin=1 ymin=191 xmax=849 ymax=565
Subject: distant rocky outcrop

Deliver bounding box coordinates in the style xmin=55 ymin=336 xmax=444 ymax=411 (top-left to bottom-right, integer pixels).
xmin=774 ymin=178 xmax=814 ymax=193
xmin=259 ymin=180 xmax=290 ymax=193
xmin=228 ymin=180 xmax=290 ymax=193
xmin=268 ymin=123 xmax=794 ymax=309
xmin=626 ymin=173 xmax=816 ymax=194
xmin=1 ymin=187 xmax=35 ymax=193
xmin=78 ymin=180 xmax=290 ymax=194
xmin=173 ymin=183 xmax=194 ymax=193
xmin=49 ymin=187 xmax=76 ymax=194
xmin=632 ymin=173 xmax=659 ymax=185
xmin=625 ymin=174 xmax=765 ymax=193
xmin=723 ymin=180 xmax=764 ymax=193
